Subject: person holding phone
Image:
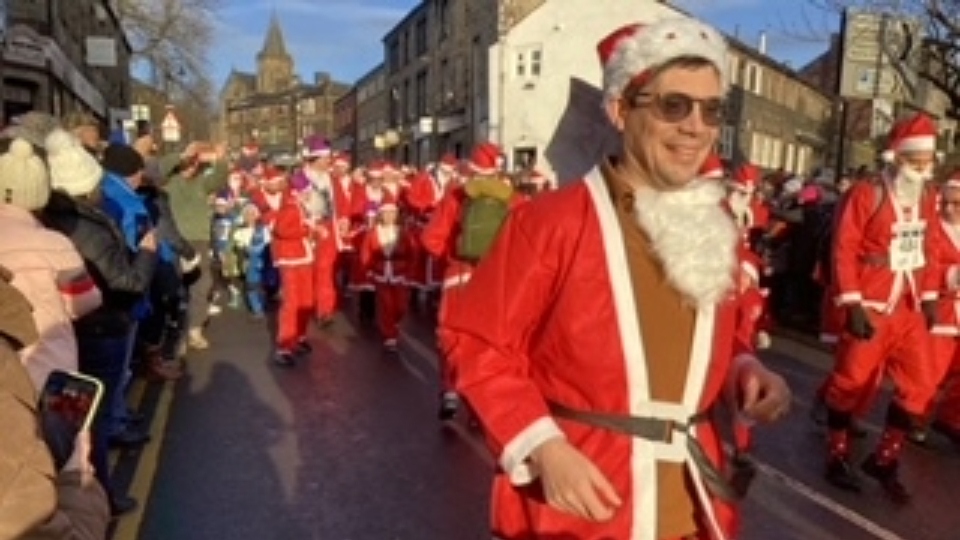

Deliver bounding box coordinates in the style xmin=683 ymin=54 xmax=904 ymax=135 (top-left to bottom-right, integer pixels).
xmin=41 ymin=129 xmax=157 ymax=516
xmin=0 ymin=266 xmax=109 ymax=540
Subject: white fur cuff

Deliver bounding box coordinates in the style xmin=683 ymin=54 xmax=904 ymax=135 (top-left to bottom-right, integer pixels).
xmin=500 ymin=417 xmax=566 ymax=486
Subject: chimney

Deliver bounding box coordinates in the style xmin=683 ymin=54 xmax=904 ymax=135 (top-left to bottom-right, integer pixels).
xmin=759 ymin=31 xmax=768 ymax=55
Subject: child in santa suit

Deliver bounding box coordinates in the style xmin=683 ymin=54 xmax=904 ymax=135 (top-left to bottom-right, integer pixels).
xmin=360 ymin=195 xmax=417 ymax=352
xmin=263 ymin=167 xmax=315 ymax=366
xmin=348 ymin=162 xmax=391 ymax=324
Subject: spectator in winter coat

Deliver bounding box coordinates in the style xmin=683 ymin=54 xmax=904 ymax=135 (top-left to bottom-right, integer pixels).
xmin=40 ymin=129 xmax=156 ymax=517
xmin=0 ymin=265 xmax=110 ymax=540
xmin=0 ymin=137 xmax=102 ymax=391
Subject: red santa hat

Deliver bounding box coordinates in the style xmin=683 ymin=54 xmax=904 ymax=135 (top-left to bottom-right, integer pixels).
xmin=730 ymin=163 xmax=760 ymax=192
xmin=260 ymin=166 xmax=286 ymax=186
xmin=944 ymin=170 xmax=960 ymax=190
xmin=882 ymin=112 xmax=938 ymax=163
xmin=367 ymin=160 xmax=386 ymax=178
xmin=469 ymin=142 xmax=502 ymax=175
xmin=333 ymin=152 xmax=351 ymax=167
xmin=241 ymin=143 xmax=259 ymax=158
xmin=699 ymin=153 xmax=725 ymax=179
xmin=597 ymin=18 xmax=729 ymax=100
xmin=529 ymin=169 xmax=549 ymax=186
xmin=439 ymin=153 xmax=458 ymax=171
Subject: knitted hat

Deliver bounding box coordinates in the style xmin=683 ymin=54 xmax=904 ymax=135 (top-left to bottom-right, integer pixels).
xmin=597 ymin=18 xmax=729 ymax=100
xmin=0 ymin=139 xmax=50 ymax=211
xmin=46 ymin=129 xmax=103 ymax=197
xmin=102 ymin=144 xmax=145 ymax=177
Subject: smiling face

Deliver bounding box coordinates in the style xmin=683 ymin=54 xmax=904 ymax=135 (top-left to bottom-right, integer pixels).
xmin=605 ymin=59 xmax=723 ymax=191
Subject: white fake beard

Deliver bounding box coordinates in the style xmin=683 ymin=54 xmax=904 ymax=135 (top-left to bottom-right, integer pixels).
xmin=727 ymin=191 xmax=752 ymax=227
xmin=633 ymin=180 xmax=739 ymax=307
xmin=377 ymin=223 xmax=398 ymax=254
xmin=894 ymin=166 xmax=931 ymax=204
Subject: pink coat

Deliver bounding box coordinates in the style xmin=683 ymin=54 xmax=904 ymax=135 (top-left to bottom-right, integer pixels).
xmin=439 ymin=172 xmax=743 ymax=540
xmin=0 ymin=204 xmax=101 ymax=390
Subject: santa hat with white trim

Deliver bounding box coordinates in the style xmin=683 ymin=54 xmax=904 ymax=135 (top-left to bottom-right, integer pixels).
xmin=377 ymin=192 xmax=399 ymax=214
xmin=699 ymin=152 xmax=725 ymax=179
xmin=597 ymin=17 xmax=729 ymax=100
xmin=730 ymin=163 xmax=760 ymax=193
xmin=882 ymin=112 xmax=938 ymax=163
xmin=741 ymin=251 xmax=763 ymax=284
xmin=468 ymin=142 xmax=502 ymax=175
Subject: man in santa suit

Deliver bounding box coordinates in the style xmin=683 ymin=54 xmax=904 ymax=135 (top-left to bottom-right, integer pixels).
xmin=438 ymin=18 xmax=790 ymax=540
xmin=423 ymin=141 xmax=522 ymax=421
xmin=822 ymin=112 xmax=943 ymax=502
xmin=920 ymin=175 xmax=960 ymax=446
xmin=264 ymin=166 xmax=315 ymax=366
xmin=725 ymin=163 xmax=769 ymax=237
xmin=348 ymin=162 xmax=391 ymax=323
xmin=290 ymin=135 xmax=340 ymax=326
xmin=360 ymin=194 xmax=417 ymax=352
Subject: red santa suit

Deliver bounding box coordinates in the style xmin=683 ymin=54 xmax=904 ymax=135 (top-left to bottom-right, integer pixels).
xmin=824 ymin=176 xmax=941 ymax=417
xmin=439 ymin=171 xmax=745 ymax=540
xmin=266 ymin=171 xmax=315 ymax=353
xmin=348 ymin=173 xmax=389 ymax=291
xmin=725 ymin=163 xmax=770 ymax=237
xmin=360 ymin=202 xmax=417 ymax=346
xmin=928 ymin=213 xmax=960 ymax=430
xmin=295 ymin=165 xmax=341 ymax=321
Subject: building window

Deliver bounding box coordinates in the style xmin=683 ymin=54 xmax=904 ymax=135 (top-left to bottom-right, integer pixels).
xmin=415 ymin=18 xmax=427 ymax=55
xmin=728 ymin=55 xmax=740 ymax=86
xmin=389 ymin=40 xmax=400 ymax=73
xmin=438 ymin=0 xmax=452 ymax=41
xmin=515 ymin=45 xmax=544 ymax=79
xmin=718 ymin=125 xmax=735 ymax=159
xmin=416 ymin=70 xmax=427 ymax=117
xmin=745 ymin=63 xmax=762 ymax=94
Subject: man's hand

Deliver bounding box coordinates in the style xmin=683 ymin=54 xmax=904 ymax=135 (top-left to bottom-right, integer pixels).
xmin=139 ymin=229 xmax=158 ymax=252
xmin=736 ymin=358 xmax=791 ymax=423
xmin=845 ymin=304 xmax=875 ymax=340
xmin=921 ymin=300 xmax=938 ymax=329
xmin=530 ymin=438 xmax=622 ymax=522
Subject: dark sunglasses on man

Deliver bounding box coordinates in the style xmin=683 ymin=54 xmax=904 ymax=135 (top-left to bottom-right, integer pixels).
xmin=623 ymin=90 xmax=725 ymax=127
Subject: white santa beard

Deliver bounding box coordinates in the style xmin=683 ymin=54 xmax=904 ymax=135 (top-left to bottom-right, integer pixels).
xmin=633 ymin=180 xmax=739 ymax=307
xmin=377 ymin=223 xmax=399 ymax=253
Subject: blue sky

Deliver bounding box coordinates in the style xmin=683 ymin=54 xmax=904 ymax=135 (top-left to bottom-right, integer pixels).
xmin=209 ymin=0 xmax=842 ymax=89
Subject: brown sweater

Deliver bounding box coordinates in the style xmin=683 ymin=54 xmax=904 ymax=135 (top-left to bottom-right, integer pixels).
xmin=602 ymin=163 xmax=698 ymax=539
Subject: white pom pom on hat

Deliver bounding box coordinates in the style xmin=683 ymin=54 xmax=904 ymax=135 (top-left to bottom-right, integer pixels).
xmin=0 ymin=138 xmax=50 ymax=211
xmin=45 ymin=129 xmax=103 ymax=197
xmin=597 ymin=17 xmax=730 ymax=100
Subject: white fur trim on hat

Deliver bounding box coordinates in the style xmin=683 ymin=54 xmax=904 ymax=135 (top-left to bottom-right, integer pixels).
xmin=0 ymin=138 xmax=50 ymax=210
xmin=603 ymin=18 xmax=729 ymax=100
xmin=741 ymin=259 xmax=759 ymax=284
xmin=46 ymin=129 xmax=103 ymax=197
xmin=896 ymin=134 xmax=936 ymax=153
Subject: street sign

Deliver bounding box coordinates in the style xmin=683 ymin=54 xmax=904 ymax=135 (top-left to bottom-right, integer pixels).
xmin=161 ymin=109 xmax=181 ymax=143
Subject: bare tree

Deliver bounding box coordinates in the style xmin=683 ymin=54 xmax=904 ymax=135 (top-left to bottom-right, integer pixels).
xmin=115 ymin=0 xmax=221 ymax=111
xmin=806 ymin=0 xmax=960 ymax=120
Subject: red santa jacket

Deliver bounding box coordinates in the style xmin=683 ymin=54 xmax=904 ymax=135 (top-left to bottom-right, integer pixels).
xmin=833 ymin=180 xmax=941 ymax=312
xmin=933 ymin=219 xmax=960 ymax=336
xmin=439 ymin=171 xmax=746 ymax=540
xmin=248 ymin=187 xmax=285 ymax=228
xmin=270 ymin=191 xmax=313 ymax=267
xmin=360 ymin=223 xmax=417 ymax=285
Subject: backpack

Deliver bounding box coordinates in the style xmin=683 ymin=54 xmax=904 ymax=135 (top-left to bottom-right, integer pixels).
xmin=456 ymin=177 xmax=514 ymax=262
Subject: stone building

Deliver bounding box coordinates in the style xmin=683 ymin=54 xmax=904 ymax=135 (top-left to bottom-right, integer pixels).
xmin=1 ymin=0 xmax=131 ymax=124
xmin=353 ymin=64 xmax=388 ymax=165
xmin=219 ymin=14 xmax=349 ymax=156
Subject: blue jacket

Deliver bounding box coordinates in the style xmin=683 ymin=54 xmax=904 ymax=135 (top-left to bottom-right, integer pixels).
xmin=101 ymin=173 xmax=177 ymax=264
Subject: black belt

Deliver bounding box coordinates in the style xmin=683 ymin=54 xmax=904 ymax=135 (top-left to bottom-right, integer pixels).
xmin=858 ymin=254 xmax=889 ymax=267
xmin=547 ymin=400 xmax=743 ymax=501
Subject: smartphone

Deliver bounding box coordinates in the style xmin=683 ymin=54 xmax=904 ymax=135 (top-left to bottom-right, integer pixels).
xmin=38 ymin=370 xmax=104 ymax=470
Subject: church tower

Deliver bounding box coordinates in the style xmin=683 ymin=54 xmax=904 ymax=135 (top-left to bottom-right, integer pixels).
xmin=256 ymin=13 xmax=294 ymax=93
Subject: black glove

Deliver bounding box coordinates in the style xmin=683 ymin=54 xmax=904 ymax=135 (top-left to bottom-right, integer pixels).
xmin=921 ymin=300 xmax=938 ymax=329
xmin=845 ymin=304 xmax=875 ymax=340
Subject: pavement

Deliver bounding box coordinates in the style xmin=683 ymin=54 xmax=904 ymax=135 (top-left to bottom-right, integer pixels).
xmin=108 ymin=303 xmax=960 ymax=540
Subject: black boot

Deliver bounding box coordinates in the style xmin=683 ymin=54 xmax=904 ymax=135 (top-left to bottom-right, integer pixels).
xmin=825 ymin=456 xmax=862 ymax=492
xmin=824 ymin=407 xmax=861 ymax=492
xmin=861 ymin=454 xmax=910 ymax=504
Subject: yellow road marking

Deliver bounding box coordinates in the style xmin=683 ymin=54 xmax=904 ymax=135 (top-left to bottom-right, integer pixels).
xmin=112 ymin=380 xmax=175 ymax=540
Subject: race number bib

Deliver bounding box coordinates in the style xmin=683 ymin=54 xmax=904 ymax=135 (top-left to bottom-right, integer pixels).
xmin=889 ymin=221 xmax=926 ymax=272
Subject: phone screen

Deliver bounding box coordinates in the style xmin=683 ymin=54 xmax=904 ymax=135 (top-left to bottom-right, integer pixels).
xmin=38 ymin=371 xmax=103 ymax=470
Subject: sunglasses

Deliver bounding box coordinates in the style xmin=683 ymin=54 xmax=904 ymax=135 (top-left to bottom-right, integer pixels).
xmin=625 ymin=91 xmax=725 ymax=127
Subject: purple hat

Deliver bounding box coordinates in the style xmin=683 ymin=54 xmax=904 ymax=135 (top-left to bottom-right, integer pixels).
xmin=302 ymin=135 xmax=331 ymax=159
xmin=288 ymin=168 xmax=310 ymax=191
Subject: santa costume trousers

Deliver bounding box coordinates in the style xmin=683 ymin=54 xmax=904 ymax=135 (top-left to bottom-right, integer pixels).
xmin=313 ymin=236 xmax=339 ymax=319
xmin=375 ymin=282 xmax=409 ymax=341
xmin=824 ymin=303 xmax=937 ymax=417
xmin=277 ymin=264 xmax=314 ymax=351
xmin=929 ymin=335 xmax=960 ymax=429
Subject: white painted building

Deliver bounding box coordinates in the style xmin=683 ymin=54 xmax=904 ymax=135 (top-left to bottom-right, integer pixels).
xmin=487 ymin=0 xmax=684 ymax=183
